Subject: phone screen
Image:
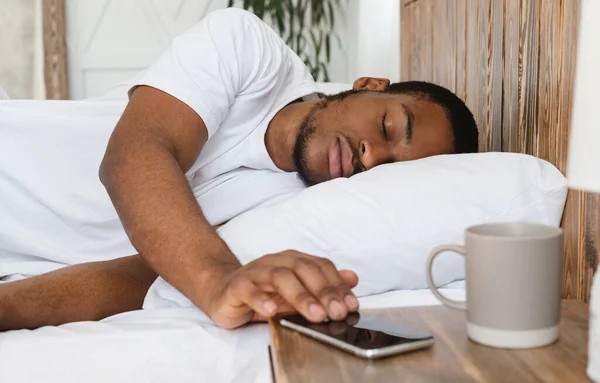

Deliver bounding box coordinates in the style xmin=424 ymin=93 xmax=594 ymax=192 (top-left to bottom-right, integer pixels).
xmin=281 ymin=312 xmax=433 ymax=350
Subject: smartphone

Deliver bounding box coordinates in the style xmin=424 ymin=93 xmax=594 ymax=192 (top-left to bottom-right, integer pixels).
xmin=279 ymin=312 xmax=434 ymax=359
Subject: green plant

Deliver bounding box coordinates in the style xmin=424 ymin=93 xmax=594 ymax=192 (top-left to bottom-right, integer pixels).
xmin=227 ymin=0 xmax=345 ymax=82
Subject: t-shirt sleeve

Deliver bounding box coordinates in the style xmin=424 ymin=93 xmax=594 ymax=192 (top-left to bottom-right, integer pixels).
xmin=128 ymin=8 xmax=285 ymax=138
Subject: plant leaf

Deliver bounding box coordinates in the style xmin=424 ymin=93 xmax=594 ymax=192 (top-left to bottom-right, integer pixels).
xmin=228 ymin=0 xmax=235 ymax=7
xmin=296 ymin=33 xmax=302 ymax=55
xmin=297 ymin=34 xmax=307 ymax=52
xmin=287 ymin=0 xmax=295 ymax=42
xmin=243 ymin=0 xmax=251 ymax=9
xmin=274 ymin=0 xmax=285 ymax=33
xmin=309 ymin=29 xmax=318 ymax=53
xmin=254 ymin=0 xmax=266 ymax=18
xmin=325 ymin=33 xmax=330 ymax=62
xmin=319 ymin=61 xmax=329 ymax=82
xmin=327 ymin=1 xmax=335 ymax=27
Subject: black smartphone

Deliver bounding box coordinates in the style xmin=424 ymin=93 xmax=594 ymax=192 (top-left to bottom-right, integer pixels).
xmin=279 ymin=312 xmax=434 ymax=359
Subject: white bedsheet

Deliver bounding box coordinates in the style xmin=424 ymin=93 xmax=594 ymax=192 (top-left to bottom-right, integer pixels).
xmin=0 ymin=283 xmax=465 ymax=383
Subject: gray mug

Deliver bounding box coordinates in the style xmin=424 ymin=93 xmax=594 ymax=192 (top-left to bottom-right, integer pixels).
xmin=425 ymin=222 xmax=563 ymax=349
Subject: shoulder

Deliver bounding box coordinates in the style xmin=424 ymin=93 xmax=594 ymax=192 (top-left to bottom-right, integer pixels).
xmin=206 ymin=7 xmax=262 ymax=23
xmin=202 ymin=8 xmax=271 ymax=35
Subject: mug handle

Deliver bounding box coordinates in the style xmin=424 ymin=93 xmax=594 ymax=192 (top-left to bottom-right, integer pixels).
xmin=425 ymin=245 xmax=467 ymax=310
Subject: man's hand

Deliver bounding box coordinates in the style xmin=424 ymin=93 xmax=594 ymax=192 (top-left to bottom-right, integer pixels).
xmin=206 ymin=250 xmax=359 ymax=329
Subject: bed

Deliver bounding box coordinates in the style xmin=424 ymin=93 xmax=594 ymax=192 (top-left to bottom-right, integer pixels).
xmin=1 ymin=0 xmax=597 ymax=382
xmin=0 ymin=284 xmax=465 ymax=383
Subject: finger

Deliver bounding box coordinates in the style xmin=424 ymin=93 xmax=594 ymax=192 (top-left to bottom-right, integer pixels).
xmin=229 ymin=276 xmax=278 ymax=319
xmin=313 ymin=258 xmax=359 ymax=314
xmin=339 ymin=270 xmax=360 ymax=312
xmin=339 ymin=270 xmax=359 ymax=288
xmin=269 ymin=267 xmax=327 ymax=323
xmin=292 ymin=257 xmax=349 ymax=321
xmin=250 ymin=299 xmax=296 ymax=323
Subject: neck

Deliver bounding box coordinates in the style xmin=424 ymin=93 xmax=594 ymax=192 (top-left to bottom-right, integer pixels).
xmin=265 ymin=99 xmax=319 ymax=172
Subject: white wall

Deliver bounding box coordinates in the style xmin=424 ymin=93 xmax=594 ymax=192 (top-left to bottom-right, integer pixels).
xmin=346 ymin=0 xmax=401 ymax=83
xmin=65 ymin=0 xmax=363 ymax=99
xmin=0 ymin=0 xmax=400 ymax=100
xmin=65 ymin=0 xmax=232 ymax=99
xmin=0 ymin=0 xmax=45 ymax=99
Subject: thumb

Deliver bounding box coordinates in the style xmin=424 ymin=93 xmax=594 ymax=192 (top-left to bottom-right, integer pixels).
xmin=339 ymin=270 xmax=359 ymax=288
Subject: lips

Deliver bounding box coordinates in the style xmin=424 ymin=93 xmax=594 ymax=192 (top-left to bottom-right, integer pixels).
xmin=328 ymin=136 xmax=355 ymax=180
xmin=339 ymin=137 xmax=354 ymax=177
xmin=328 ymin=138 xmax=342 ymax=179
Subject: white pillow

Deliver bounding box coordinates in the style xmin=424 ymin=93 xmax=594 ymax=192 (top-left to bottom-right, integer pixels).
xmin=144 ymin=152 xmax=568 ymax=309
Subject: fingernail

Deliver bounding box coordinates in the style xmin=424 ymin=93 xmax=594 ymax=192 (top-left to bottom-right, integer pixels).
xmin=308 ymin=303 xmax=326 ymax=321
xmin=345 ymin=295 xmax=359 ymax=311
xmin=262 ymin=300 xmax=277 ymax=314
xmin=329 ymin=299 xmax=345 ymax=318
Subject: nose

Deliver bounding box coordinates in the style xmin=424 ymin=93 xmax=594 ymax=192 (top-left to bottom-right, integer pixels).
xmin=359 ymin=140 xmax=390 ymax=170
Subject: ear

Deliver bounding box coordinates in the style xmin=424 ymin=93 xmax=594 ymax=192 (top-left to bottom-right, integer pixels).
xmin=352 ymin=77 xmax=391 ymax=91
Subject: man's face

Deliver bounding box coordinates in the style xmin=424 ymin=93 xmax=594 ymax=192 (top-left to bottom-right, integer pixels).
xmin=293 ymin=87 xmax=454 ymax=186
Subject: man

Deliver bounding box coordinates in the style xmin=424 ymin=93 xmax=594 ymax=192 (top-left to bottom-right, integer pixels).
xmin=0 ymin=9 xmax=478 ymax=331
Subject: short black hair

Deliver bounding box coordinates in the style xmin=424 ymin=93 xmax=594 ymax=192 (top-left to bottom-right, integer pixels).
xmin=384 ymin=81 xmax=479 ymax=154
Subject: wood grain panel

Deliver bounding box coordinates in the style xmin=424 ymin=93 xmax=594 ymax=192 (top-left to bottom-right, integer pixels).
xmin=406 ymin=0 xmax=433 ymax=81
xmin=464 ymin=0 xmax=482 ymax=149
xmin=556 ymin=0 xmax=587 ymax=301
xmin=556 ymin=0 xmax=580 ymax=174
xmin=400 ymin=0 xmax=413 ymax=80
xmin=502 ymin=0 xmax=521 ymax=152
xmin=454 ymin=0 xmax=467 ymax=100
xmin=475 ymin=0 xmax=491 ymax=150
xmin=518 ymin=0 xmax=540 ymax=155
xmin=488 ymin=0 xmax=503 ymax=151
xmin=408 ymin=0 xmax=424 ymax=80
xmin=400 ymin=0 xmax=597 ymax=301
xmin=42 ymin=0 xmax=69 ymax=100
xmin=445 ymin=0 xmax=457 ymax=92
xmin=537 ymin=0 xmax=561 ymax=165
xmin=420 ymin=0 xmax=433 ymax=81
xmin=431 ymin=0 xmax=454 ymax=90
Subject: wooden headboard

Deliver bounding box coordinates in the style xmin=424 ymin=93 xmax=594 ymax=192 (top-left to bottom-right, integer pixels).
xmin=400 ymin=0 xmax=598 ymax=301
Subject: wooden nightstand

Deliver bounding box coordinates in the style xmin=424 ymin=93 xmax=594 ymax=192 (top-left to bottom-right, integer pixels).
xmin=268 ymin=300 xmax=589 ymax=382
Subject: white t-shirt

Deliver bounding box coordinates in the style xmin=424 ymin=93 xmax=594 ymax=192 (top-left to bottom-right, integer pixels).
xmin=127 ymin=8 xmax=318 ymax=186
xmin=0 ymin=8 xmax=319 ymax=277
xmin=123 ymin=7 xmax=321 ymax=225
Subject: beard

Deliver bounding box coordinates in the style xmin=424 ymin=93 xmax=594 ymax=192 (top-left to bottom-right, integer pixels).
xmin=293 ymin=89 xmax=365 ymax=186
xmin=293 ymin=110 xmax=319 ymax=186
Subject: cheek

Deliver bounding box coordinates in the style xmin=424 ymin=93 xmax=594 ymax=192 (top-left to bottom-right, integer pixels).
xmin=411 ymin=130 xmax=454 ymax=158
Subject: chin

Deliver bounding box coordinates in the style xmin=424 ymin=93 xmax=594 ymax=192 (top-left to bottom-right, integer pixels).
xmin=295 ymin=155 xmax=328 ymax=186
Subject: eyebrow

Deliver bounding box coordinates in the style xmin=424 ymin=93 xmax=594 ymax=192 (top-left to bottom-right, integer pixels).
xmin=401 ymin=103 xmax=414 ymax=143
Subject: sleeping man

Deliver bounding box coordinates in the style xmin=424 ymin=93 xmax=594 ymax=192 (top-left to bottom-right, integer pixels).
xmin=0 ymin=9 xmax=478 ymax=331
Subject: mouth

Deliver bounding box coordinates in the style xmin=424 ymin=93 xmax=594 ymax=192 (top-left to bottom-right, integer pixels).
xmin=328 ymin=136 xmax=356 ymax=180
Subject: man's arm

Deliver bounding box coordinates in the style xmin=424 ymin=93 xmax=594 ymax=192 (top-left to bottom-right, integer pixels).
xmin=0 ymin=256 xmax=156 ymax=331
xmin=100 ymin=86 xmax=359 ymax=329
xmin=100 ymin=86 xmax=234 ymax=310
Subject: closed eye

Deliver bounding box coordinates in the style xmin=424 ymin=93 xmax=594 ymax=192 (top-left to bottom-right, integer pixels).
xmin=381 ymin=112 xmax=388 ymax=140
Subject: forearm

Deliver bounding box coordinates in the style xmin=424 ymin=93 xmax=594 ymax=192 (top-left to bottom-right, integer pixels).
xmin=0 ymin=256 xmax=156 ymax=330
xmin=100 ymin=144 xmax=239 ymax=307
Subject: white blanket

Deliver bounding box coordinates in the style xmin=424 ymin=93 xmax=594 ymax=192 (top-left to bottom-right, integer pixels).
xmin=0 ymin=285 xmax=465 ymax=383
xmin=0 ymin=99 xmax=303 ymax=279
